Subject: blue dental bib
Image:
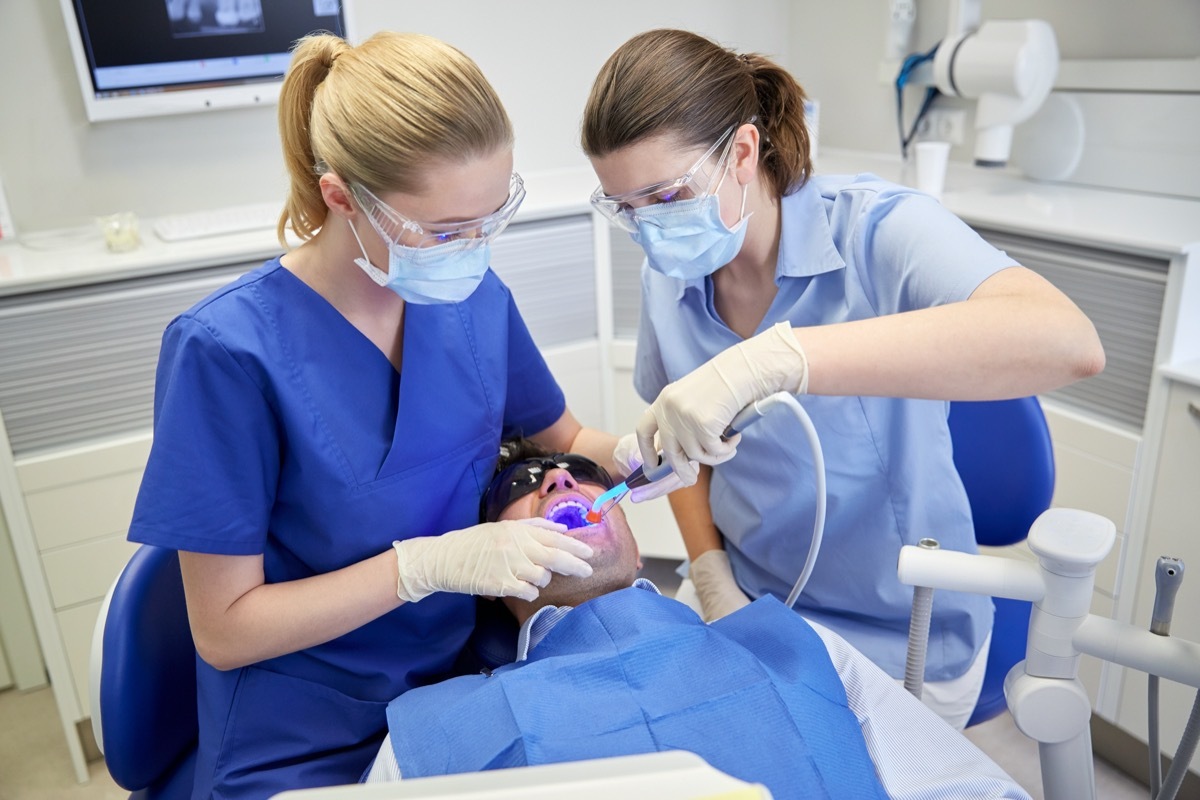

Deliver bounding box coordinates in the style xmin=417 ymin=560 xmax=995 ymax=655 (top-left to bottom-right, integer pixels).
xmin=386 ymin=589 xmax=886 ymax=799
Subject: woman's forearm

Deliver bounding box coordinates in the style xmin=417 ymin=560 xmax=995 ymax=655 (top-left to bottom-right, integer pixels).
xmin=181 ymin=549 xmax=403 ymax=671
xmin=799 ymin=267 xmax=1104 ymax=400
xmin=668 ymin=465 xmax=724 ymax=562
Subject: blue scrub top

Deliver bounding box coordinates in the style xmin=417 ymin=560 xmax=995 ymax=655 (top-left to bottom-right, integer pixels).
xmin=635 ymin=174 xmax=1015 ymax=681
xmin=128 ymin=258 xmax=565 ymax=797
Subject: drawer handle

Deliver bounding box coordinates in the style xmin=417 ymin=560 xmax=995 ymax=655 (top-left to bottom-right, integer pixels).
xmin=1190 ymin=401 xmax=1200 ymax=421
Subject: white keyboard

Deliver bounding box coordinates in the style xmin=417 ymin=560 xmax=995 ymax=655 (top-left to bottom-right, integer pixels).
xmin=153 ymin=202 xmax=280 ymax=242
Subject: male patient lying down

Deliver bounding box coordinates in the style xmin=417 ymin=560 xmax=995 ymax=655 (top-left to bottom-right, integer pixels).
xmin=365 ymin=439 xmax=1032 ymax=800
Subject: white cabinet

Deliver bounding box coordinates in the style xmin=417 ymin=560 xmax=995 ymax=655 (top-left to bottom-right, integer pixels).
xmin=0 ymin=260 xmax=253 ymax=781
xmin=1114 ymin=377 xmax=1200 ymax=773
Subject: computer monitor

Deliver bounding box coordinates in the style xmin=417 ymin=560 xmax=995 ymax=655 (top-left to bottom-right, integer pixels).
xmin=58 ymin=0 xmax=353 ymax=123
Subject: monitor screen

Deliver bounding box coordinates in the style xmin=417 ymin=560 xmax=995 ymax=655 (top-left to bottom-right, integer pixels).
xmin=59 ymin=0 xmax=352 ymax=122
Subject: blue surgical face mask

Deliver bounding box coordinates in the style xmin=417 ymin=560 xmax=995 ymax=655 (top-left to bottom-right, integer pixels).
xmin=348 ymin=218 xmax=489 ymax=305
xmin=630 ymin=182 xmax=751 ymax=281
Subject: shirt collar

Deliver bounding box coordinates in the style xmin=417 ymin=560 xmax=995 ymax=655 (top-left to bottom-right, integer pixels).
xmin=673 ymin=178 xmax=846 ymax=302
xmin=515 ymin=578 xmax=661 ymax=661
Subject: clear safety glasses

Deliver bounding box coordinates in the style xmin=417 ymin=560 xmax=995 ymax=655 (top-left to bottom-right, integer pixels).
xmin=590 ymin=125 xmax=737 ymax=233
xmin=350 ymin=172 xmax=526 ymax=252
xmin=481 ymin=454 xmax=614 ymax=523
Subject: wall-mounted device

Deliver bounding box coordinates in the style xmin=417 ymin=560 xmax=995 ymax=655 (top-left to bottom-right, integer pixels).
xmin=931 ymin=0 xmax=1058 ymax=167
xmin=58 ymin=0 xmax=352 ymax=123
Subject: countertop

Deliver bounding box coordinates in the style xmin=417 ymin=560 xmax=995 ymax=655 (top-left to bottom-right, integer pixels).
xmin=1 ymin=150 xmax=1197 ymax=297
xmin=816 ymin=149 xmax=1200 ymax=259
xmin=0 ymin=169 xmax=596 ymax=297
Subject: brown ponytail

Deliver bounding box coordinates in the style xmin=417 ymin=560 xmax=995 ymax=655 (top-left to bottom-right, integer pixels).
xmin=742 ymin=53 xmax=812 ymax=197
xmin=276 ymin=31 xmax=514 ymax=247
xmin=582 ymin=29 xmax=812 ymax=197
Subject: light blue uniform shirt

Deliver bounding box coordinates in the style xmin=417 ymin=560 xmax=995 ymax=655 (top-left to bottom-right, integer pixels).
xmin=634 ymin=174 xmax=1016 ymax=681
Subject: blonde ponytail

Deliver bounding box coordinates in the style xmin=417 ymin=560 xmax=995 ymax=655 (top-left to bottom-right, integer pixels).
xmin=276 ymin=31 xmax=513 ymax=247
xmin=277 ymin=34 xmax=349 ymax=244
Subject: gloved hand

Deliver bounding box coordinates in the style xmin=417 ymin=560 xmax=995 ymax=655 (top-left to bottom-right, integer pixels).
xmin=612 ymin=432 xmax=696 ymax=503
xmin=637 ymin=322 xmax=808 ymax=481
xmin=689 ymin=549 xmax=752 ymax=622
xmin=392 ymin=519 xmax=594 ymax=603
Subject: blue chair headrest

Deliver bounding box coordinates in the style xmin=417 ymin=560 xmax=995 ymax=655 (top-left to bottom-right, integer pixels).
xmin=99 ymin=545 xmax=198 ymax=791
xmin=949 ymin=398 xmax=1056 ymax=547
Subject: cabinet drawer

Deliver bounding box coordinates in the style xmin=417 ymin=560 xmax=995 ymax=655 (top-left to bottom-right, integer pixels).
xmin=1146 ymin=381 xmax=1200 ymax=536
xmin=16 ymin=433 xmax=151 ymax=494
xmin=24 ymin=469 xmax=144 ymax=551
xmin=56 ymin=600 xmax=102 ymax=718
xmin=42 ymin=535 xmax=139 ymax=609
xmin=1041 ymin=402 xmax=1138 ymax=595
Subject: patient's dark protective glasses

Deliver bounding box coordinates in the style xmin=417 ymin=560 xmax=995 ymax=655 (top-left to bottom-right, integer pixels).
xmin=481 ymin=454 xmax=614 ymax=523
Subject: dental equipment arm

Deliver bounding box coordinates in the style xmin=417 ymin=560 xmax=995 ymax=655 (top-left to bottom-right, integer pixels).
xmin=899 ymin=509 xmax=1200 ymax=800
xmin=931 ymin=0 xmax=1058 ymax=167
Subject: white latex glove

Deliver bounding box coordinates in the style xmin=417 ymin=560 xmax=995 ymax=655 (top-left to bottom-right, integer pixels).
xmin=637 ymin=322 xmax=808 ymax=481
xmin=612 ymin=432 xmax=695 ymax=503
xmin=392 ymin=518 xmax=594 ymax=603
xmin=689 ymin=549 xmax=752 ymax=622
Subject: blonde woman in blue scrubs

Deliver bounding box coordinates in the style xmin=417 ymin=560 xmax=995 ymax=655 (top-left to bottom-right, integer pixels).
xmin=128 ymin=32 xmax=622 ymax=798
xmin=582 ymin=29 xmax=1104 ymax=728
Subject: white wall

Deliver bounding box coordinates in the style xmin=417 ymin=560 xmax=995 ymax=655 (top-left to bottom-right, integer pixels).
xmin=0 ymin=0 xmax=790 ymax=234
xmin=784 ymin=0 xmax=1200 ymax=165
xmin=4 ymin=1 xmax=1195 ymax=234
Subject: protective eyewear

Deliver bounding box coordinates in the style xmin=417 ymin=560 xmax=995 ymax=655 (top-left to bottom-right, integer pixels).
xmin=481 ymin=454 xmax=614 ymax=523
xmin=590 ymin=125 xmax=737 ymax=233
xmin=350 ymin=172 xmax=525 ymax=252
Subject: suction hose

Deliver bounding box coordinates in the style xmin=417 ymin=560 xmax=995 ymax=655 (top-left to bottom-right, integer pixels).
xmin=718 ymin=392 xmax=827 ymax=609
xmin=904 ymin=538 xmax=941 ymax=699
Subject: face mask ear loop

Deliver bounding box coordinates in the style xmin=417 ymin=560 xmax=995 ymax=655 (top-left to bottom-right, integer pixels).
xmin=347 ymin=217 xmax=390 ymax=286
xmin=715 ymin=143 xmax=750 ymax=228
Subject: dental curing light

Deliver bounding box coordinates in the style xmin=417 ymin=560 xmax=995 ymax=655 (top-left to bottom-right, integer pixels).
xmin=587 ymin=393 xmax=827 ymax=607
xmin=586 ymin=401 xmax=773 ymax=524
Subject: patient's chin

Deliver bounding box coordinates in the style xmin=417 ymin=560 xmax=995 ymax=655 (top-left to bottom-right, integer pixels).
xmin=538 ymin=567 xmax=637 ymax=609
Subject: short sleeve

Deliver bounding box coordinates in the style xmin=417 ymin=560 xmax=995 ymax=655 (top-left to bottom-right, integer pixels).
xmin=128 ymin=316 xmax=280 ymax=555
xmin=855 ymin=190 xmax=1017 ymax=316
xmin=500 ymin=287 xmax=566 ymax=438
xmin=632 ymin=263 xmax=670 ymax=405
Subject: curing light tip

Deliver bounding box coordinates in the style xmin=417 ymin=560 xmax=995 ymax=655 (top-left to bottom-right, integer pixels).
xmin=586 ymin=510 xmax=602 ymax=524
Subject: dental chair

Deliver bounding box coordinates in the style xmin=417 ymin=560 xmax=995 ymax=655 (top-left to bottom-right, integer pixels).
xmin=90 ymin=545 xmax=198 ymax=800
xmin=947 ymin=397 xmax=1055 ymax=727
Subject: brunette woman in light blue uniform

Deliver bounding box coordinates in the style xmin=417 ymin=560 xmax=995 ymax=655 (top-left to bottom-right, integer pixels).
xmin=127 ymin=32 xmax=624 ymax=798
xmin=581 ymin=29 xmax=1104 ymax=728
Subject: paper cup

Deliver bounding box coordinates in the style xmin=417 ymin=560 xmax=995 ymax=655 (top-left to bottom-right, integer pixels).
xmin=915 ymin=141 xmax=951 ymax=202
